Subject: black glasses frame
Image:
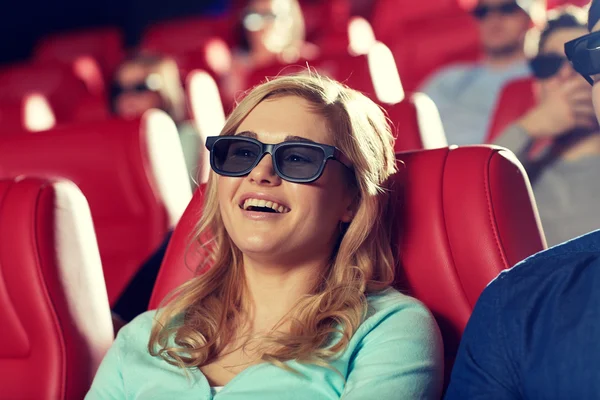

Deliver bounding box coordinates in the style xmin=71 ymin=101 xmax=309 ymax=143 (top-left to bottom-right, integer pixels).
xmin=565 ymin=31 xmax=600 ymax=85
xmin=472 ymin=2 xmax=522 ymax=20
xmin=205 ymin=135 xmax=354 ymax=183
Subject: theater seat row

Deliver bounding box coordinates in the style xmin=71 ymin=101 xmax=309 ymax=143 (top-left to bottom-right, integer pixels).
xmin=0 ymin=109 xmax=192 ymax=305
xmin=0 ymin=144 xmax=546 ymax=398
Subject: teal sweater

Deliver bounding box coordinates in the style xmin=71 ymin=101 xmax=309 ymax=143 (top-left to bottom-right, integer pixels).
xmin=86 ymin=289 xmax=443 ymax=399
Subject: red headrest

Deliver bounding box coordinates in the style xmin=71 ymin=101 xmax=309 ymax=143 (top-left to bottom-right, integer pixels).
xmin=149 ymin=147 xmax=546 ymax=364
xmin=0 ymin=63 xmax=92 ymax=123
xmin=141 ymin=16 xmax=237 ymax=53
xmin=0 ymin=177 xmax=112 ymax=399
xmin=246 ymin=43 xmax=402 ymax=105
xmin=487 ymin=77 xmax=535 ymax=143
xmin=0 ymin=110 xmax=193 ymax=305
xmin=393 ymin=146 xmax=545 ymax=380
xmin=385 ymin=93 xmax=448 ymax=152
xmin=384 ymin=12 xmax=482 ymax=92
xmin=34 ymin=27 xmax=124 ymax=81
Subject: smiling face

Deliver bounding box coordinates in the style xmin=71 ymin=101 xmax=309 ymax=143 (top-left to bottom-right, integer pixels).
xmin=216 ymin=95 xmax=355 ymax=266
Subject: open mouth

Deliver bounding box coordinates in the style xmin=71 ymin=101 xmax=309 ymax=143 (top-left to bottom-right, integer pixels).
xmin=240 ymin=198 xmax=290 ymax=214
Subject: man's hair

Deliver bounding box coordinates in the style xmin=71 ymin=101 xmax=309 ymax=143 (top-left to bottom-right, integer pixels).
xmin=539 ymin=12 xmax=585 ymax=52
xmin=589 ymin=0 xmax=600 ymax=31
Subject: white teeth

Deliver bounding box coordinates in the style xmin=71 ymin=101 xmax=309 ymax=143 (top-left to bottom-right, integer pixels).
xmin=242 ymin=198 xmax=290 ymax=213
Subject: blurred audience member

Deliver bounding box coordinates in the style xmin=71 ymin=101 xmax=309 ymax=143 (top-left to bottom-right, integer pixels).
xmin=223 ymin=0 xmax=318 ymax=101
xmin=421 ymin=0 xmax=534 ymax=145
xmin=111 ymin=53 xmax=201 ymax=187
xmin=494 ymin=11 xmax=600 ymax=246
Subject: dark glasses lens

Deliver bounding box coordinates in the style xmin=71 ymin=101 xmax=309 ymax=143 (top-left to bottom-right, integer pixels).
xmin=274 ymin=144 xmax=325 ymax=180
xmin=566 ymin=32 xmax=600 ymax=85
xmin=207 ymin=137 xmax=332 ymax=183
xmin=530 ymin=53 xmax=567 ymax=79
xmin=473 ymin=2 xmax=521 ymax=19
xmin=213 ymin=138 xmax=262 ymax=174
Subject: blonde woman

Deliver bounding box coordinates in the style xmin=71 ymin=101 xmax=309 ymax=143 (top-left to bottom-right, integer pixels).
xmin=87 ymin=74 xmax=443 ymax=399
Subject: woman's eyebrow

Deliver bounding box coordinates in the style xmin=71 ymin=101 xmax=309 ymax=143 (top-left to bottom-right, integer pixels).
xmin=234 ymin=130 xmax=258 ymax=138
xmin=284 ymin=135 xmax=315 ymax=143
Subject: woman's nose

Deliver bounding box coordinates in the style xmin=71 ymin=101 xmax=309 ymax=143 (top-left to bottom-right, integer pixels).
xmin=247 ymin=154 xmax=281 ymax=185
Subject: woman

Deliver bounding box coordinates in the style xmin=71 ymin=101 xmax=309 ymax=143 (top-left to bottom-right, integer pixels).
xmin=87 ymin=73 xmax=443 ymax=399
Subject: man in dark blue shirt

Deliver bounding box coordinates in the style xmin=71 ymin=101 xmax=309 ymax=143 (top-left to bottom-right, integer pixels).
xmin=444 ymin=230 xmax=600 ymax=398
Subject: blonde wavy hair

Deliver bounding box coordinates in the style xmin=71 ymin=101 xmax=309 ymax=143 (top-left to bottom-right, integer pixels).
xmin=148 ymin=73 xmax=398 ymax=371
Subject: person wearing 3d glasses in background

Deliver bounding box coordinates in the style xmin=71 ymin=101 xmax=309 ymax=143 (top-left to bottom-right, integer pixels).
xmin=493 ymin=10 xmax=600 ymax=247
xmin=444 ymin=4 xmax=600 ymax=399
xmin=420 ymin=0 xmax=535 ymax=146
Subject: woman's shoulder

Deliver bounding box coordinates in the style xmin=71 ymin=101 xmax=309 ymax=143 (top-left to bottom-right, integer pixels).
xmin=361 ymin=288 xmax=439 ymax=337
xmin=366 ymin=287 xmax=429 ymax=314
xmin=115 ymin=310 xmax=158 ymax=349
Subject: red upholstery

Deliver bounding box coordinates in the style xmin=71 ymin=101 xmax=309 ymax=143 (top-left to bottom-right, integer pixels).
xmin=301 ymin=0 xmax=350 ymax=42
xmin=142 ymin=16 xmax=237 ymax=53
xmin=385 ymin=93 xmax=447 ymax=152
xmin=547 ymin=0 xmax=590 ymax=8
xmin=0 ymin=94 xmax=56 ymax=134
xmin=0 ymin=110 xmax=192 ymax=305
xmin=34 ymin=27 xmax=124 ymax=82
xmin=385 ymin=12 xmax=481 ymax=92
xmin=0 ymin=177 xmax=113 ymax=400
xmin=487 ymin=77 xmax=535 ymax=143
xmin=370 ymin=0 xmax=460 ymax=37
xmin=149 ymin=146 xmax=546 ymax=383
xmin=246 ymin=43 xmax=401 ymax=104
xmin=0 ymin=63 xmax=95 ymax=124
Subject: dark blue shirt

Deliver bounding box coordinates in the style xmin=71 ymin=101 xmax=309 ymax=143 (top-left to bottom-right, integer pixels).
xmin=445 ymin=230 xmax=600 ymax=399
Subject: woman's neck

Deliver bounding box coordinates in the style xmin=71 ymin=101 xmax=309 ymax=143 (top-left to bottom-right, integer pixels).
xmin=241 ymin=257 xmax=324 ymax=333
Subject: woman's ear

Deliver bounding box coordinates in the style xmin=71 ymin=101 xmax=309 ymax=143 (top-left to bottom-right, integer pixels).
xmin=340 ymin=192 xmax=359 ymax=223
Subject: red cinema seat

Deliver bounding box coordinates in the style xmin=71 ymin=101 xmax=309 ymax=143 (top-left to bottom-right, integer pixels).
xmin=142 ymin=16 xmax=236 ymax=54
xmin=148 ymin=146 xmax=546 ymax=388
xmin=186 ymin=70 xmax=226 ymax=184
xmin=0 ymin=110 xmax=193 ymax=305
xmin=0 ymin=94 xmax=56 ymax=134
xmin=385 ymin=12 xmax=482 ymax=92
xmin=0 ymin=177 xmax=113 ymax=400
xmin=301 ymin=0 xmax=350 ymax=42
xmin=487 ymin=77 xmax=535 ymax=143
xmin=246 ymin=42 xmax=402 ymax=104
xmin=370 ymin=0 xmax=460 ymax=37
xmin=34 ymin=27 xmax=125 ymax=82
xmin=547 ymin=0 xmax=590 ymax=8
xmin=0 ymin=63 xmax=101 ymax=124
xmin=385 ymin=93 xmax=448 ymax=152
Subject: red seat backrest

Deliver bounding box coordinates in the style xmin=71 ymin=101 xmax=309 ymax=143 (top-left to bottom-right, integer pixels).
xmin=487 ymin=77 xmax=535 ymax=143
xmin=0 ymin=177 xmax=113 ymax=399
xmin=385 ymin=93 xmax=448 ymax=152
xmin=246 ymin=43 xmax=402 ymax=104
xmin=371 ymin=0 xmax=460 ymax=36
xmin=34 ymin=27 xmax=124 ymax=82
xmin=141 ymin=16 xmax=237 ymax=53
xmin=149 ymin=146 xmax=546 ymax=386
xmin=0 ymin=63 xmax=96 ymax=123
xmin=0 ymin=94 xmax=56 ymax=134
xmin=385 ymin=12 xmax=481 ymax=92
xmin=0 ymin=110 xmax=193 ymax=305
